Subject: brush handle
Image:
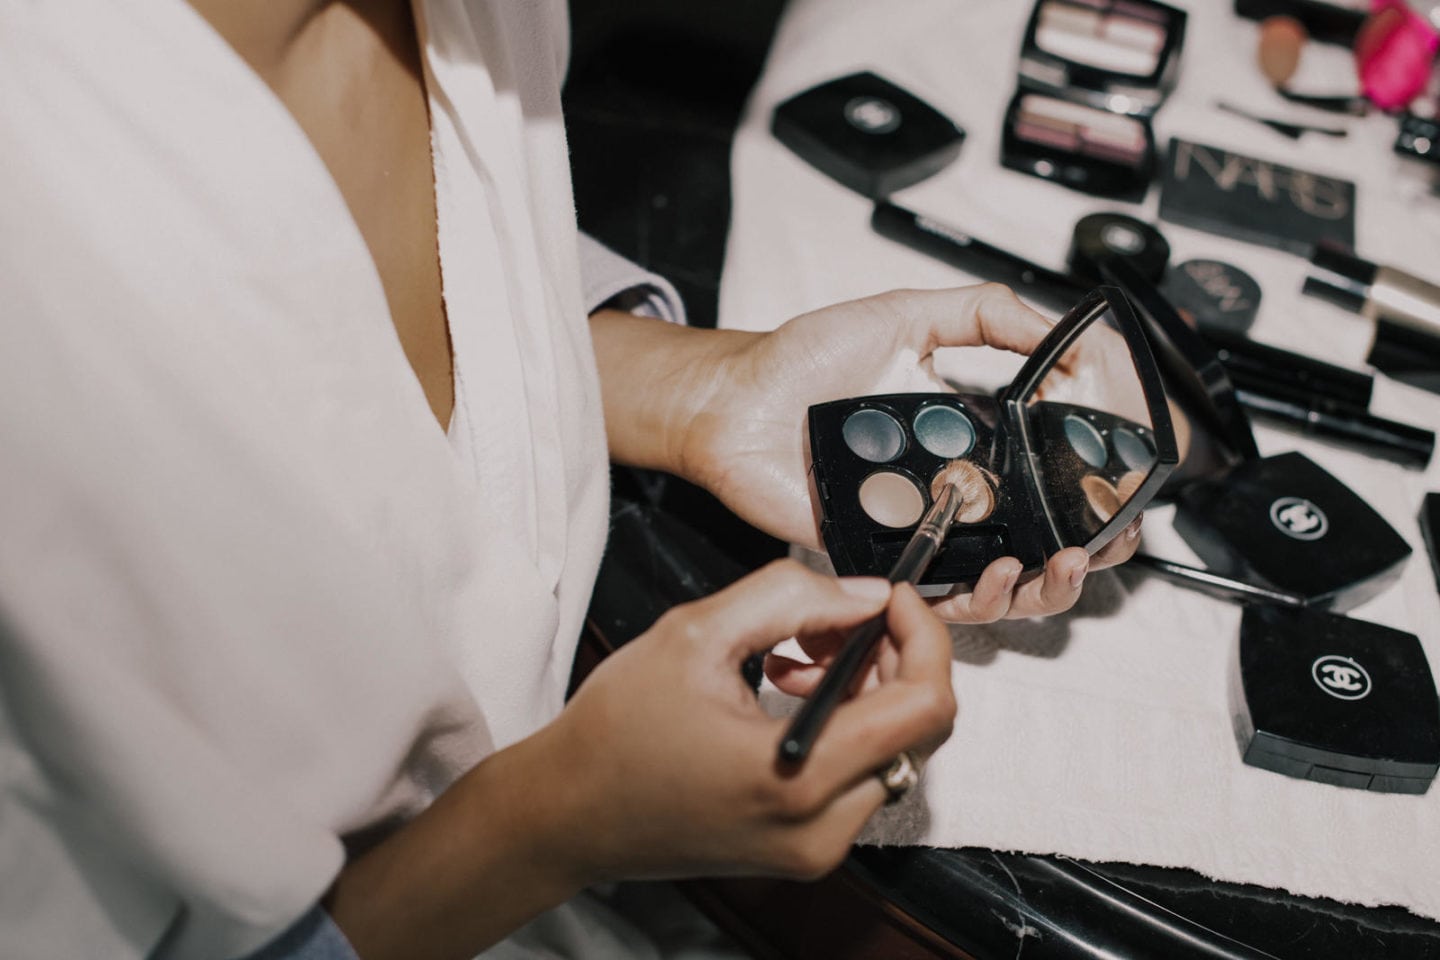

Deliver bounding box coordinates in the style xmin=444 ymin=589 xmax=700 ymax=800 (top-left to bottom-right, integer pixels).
xmin=777 ymin=485 xmax=959 ymax=764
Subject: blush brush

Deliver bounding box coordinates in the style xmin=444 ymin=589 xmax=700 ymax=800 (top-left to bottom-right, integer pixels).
xmin=778 ymin=460 xmax=985 ymax=764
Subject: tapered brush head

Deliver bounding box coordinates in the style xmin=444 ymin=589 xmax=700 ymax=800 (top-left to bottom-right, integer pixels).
xmin=929 ymin=459 xmax=997 ymax=524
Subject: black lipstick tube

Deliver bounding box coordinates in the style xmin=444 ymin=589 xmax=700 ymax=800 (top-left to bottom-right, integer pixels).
xmin=1234 ymin=388 xmax=1435 ymax=469
xmin=1201 ymin=325 xmax=1375 ymax=411
xmin=871 ymin=201 xmax=1088 ymax=313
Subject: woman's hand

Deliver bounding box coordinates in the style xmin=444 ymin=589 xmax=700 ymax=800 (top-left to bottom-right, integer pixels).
xmin=549 ymin=560 xmax=955 ymax=883
xmin=328 ymin=559 xmax=952 ymax=960
xmin=591 ymin=284 xmax=1143 ymax=625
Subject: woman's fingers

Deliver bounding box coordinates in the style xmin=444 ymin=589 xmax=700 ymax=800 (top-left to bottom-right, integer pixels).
xmin=926 ymin=549 xmax=1091 ymax=623
xmin=1091 ymin=513 xmax=1143 ymax=569
xmin=855 ymin=283 xmax=1056 ymax=357
xmin=679 ymin=560 xmax=891 ymax=666
xmin=773 ymin=586 xmax=956 ymax=794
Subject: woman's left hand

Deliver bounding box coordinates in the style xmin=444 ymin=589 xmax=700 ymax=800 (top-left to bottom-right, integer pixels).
xmin=591 ymin=283 xmax=1143 ymax=623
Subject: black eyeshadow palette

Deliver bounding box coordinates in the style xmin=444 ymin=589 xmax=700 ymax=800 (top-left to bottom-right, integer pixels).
xmin=808 ymin=287 xmax=1178 ymax=591
xmin=1001 ymin=90 xmax=1158 ymax=202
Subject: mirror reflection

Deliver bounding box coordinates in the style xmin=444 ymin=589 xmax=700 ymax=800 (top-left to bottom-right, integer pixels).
xmin=1024 ymin=311 xmax=1157 ymax=545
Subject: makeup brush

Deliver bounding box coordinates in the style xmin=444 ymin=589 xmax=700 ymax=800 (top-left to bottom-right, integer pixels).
xmin=778 ymin=460 xmax=985 ymax=764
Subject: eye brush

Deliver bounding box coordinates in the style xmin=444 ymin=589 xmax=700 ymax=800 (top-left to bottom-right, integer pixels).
xmin=778 ymin=462 xmax=975 ymax=764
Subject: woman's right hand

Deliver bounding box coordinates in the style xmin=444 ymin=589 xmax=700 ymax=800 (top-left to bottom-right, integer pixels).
xmin=548 ymin=559 xmax=956 ymax=884
xmin=328 ymin=560 xmax=955 ymax=960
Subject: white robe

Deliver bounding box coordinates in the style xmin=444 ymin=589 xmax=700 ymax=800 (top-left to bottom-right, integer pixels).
xmin=0 ymin=1 xmax=616 ymax=956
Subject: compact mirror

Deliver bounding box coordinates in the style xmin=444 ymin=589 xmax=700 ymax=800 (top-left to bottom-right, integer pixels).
xmin=808 ymin=286 xmax=1177 ymax=591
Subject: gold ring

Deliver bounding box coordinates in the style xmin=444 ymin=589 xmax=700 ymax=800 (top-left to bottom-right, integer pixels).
xmin=879 ymin=750 xmax=921 ymax=804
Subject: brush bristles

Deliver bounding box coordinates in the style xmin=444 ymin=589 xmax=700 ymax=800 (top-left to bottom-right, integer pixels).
xmin=929 ymin=459 xmax=997 ymax=524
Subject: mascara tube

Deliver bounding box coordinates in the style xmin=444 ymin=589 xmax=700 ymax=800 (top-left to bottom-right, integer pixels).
xmin=871 ymin=201 xmax=1088 ymax=313
xmin=1234 ymin=388 xmax=1435 ymax=468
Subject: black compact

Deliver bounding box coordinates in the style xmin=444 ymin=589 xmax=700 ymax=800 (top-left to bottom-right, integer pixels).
xmin=1017 ymin=0 xmax=1188 ymax=118
xmin=1097 ymin=256 xmax=1414 ymax=610
xmin=1174 ymin=452 xmax=1413 ymax=611
xmin=808 ymin=287 xmax=1178 ymax=590
xmin=770 ymin=71 xmax=966 ymax=198
xmin=1000 ymin=90 xmax=1157 ymax=202
xmin=1232 ymin=605 xmax=1440 ymax=794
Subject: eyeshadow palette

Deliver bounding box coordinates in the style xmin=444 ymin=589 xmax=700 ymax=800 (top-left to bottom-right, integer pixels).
xmin=809 ymin=287 xmax=1178 ymax=590
xmin=1001 ymin=91 xmax=1157 ymax=201
xmin=1019 ymin=0 xmax=1187 ymax=117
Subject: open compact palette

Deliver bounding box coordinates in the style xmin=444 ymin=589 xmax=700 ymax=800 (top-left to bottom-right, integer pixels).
xmin=1001 ymin=91 xmax=1158 ymax=201
xmin=1003 ymin=0 xmax=1185 ymax=200
xmin=1018 ymin=0 xmax=1187 ymax=117
xmin=808 ymin=287 xmax=1179 ymax=591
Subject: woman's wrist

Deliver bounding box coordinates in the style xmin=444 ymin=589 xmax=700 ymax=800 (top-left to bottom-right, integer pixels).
xmin=326 ymin=730 xmax=594 ymax=960
xmin=588 ymin=309 xmax=757 ymax=484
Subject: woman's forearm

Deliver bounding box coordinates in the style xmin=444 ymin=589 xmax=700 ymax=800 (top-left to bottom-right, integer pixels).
xmin=324 ymin=727 xmax=588 ymax=960
xmin=588 ymin=308 xmax=758 ymax=480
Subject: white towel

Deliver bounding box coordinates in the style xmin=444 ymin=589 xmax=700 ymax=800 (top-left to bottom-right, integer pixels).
xmin=726 ymin=0 xmax=1440 ymax=920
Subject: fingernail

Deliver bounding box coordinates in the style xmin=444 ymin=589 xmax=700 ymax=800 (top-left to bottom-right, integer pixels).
xmin=1069 ymin=559 xmax=1089 ymax=589
xmin=839 ymin=577 xmax=891 ymax=602
xmin=1002 ymin=563 xmax=1021 ymax=593
xmin=1126 ymin=513 xmax=1144 ymax=540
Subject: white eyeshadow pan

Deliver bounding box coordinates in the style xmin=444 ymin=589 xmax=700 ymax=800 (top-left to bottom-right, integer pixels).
xmin=1035 ymin=0 xmax=1165 ymax=77
xmin=858 ymin=471 xmax=926 ymax=528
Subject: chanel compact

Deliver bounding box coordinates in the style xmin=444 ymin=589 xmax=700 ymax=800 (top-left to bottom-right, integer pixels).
xmin=1173 ymin=453 xmax=1412 ymax=611
xmin=1095 ymin=258 xmax=1414 ymax=610
xmin=1018 ymin=0 xmax=1188 ymax=117
xmin=1231 ymin=605 xmax=1440 ymax=794
xmin=808 ymin=287 xmax=1178 ymax=591
xmin=770 ymin=71 xmax=966 ymax=198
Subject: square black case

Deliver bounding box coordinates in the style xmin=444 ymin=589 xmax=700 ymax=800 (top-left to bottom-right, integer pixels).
xmin=1158 ymin=138 xmax=1356 ymax=256
xmin=1173 ymin=452 xmax=1411 ymax=611
xmin=771 ymin=71 xmax=965 ymax=198
xmin=1231 ymin=605 xmax=1440 ymax=794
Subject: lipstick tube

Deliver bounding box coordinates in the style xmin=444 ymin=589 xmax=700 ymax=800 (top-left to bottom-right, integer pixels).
xmin=1303 ymin=245 xmax=1440 ymax=341
xmin=1202 ymin=325 xmax=1375 ymax=411
xmin=1234 ymin=388 xmax=1435 ymax=469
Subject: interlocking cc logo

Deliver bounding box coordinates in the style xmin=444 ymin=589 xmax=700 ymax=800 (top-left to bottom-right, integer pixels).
xmin=1312 ymin=655 xmax=1371 ymax=701
xmin=1270 ymin=496 xmax=1328 ymax=541
xmin=844 ymin=96 xmax=901 ymax=135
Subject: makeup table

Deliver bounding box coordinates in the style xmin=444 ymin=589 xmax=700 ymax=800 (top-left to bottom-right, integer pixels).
xmin=703 ymin=0 xmax=1440 ymax=955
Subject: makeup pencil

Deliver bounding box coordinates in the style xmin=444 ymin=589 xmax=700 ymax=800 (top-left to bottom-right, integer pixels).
xmin=778 ymin=461 xmax=974 ymax=764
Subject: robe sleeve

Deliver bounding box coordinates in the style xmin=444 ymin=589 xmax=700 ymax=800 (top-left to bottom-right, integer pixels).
xmin=577 ymin=232 xmax=687 ymax=325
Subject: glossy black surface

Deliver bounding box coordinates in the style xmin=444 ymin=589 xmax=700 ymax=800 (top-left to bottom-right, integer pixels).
xmin=770 ymin=71 xmax=965 ymax=198
xmin=1173 ymin=452 xmax=1413 ymax=612
xmin=1236 ymin=605 xmax=1440 ymax=793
